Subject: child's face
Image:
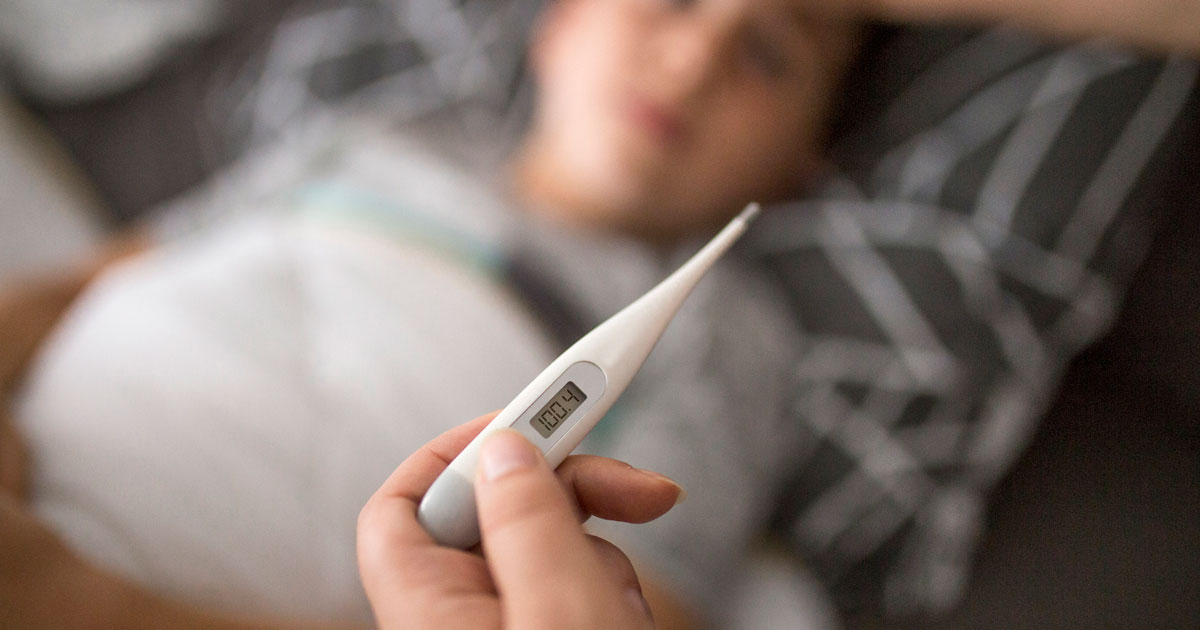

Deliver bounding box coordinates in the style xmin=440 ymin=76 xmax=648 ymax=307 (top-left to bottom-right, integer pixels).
xmin=523 ymin=0 xmax=858 ymax=240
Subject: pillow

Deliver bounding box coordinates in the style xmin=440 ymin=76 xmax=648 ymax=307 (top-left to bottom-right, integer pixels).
xmin=748 ymin=25 xmax=1199 ymax=618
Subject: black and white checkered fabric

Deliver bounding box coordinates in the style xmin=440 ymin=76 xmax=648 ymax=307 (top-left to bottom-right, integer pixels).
xmin=197 ymin=9 xmax=1199 ymax=619
xmin=748 ymin=27 xmax=1199 ymax=616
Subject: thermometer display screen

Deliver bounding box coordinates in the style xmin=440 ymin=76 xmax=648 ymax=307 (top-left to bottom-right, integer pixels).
xmin=530 ymin=382 xmax=588 ymax=438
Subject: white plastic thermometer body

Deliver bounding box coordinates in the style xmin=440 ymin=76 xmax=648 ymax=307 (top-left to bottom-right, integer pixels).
xmin=417 ymin=203 xmax=760 ymax=548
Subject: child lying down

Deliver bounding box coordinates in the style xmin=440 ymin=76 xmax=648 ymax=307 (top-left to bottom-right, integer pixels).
xmin=8 ymin=0 xmax=861 ymax=627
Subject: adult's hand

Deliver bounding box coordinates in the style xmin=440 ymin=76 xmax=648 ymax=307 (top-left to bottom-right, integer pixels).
xmin=357 ymin=413 xmax=684 ymax=630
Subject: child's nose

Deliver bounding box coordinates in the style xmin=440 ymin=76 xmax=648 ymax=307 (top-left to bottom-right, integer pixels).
xmin=651 ymin=21 xmax=732 ymax=101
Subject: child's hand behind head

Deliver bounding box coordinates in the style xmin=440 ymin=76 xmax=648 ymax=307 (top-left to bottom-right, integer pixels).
xmin=514 ymin=0 xmax=861 ymax=242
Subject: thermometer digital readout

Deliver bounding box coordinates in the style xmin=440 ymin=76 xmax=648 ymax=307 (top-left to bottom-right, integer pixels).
xmin=417 ymin=203 xmax=761 ymax=548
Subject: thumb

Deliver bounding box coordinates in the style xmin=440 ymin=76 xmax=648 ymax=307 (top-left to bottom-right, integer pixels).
xmin=474 ymin=430 xmax=642 ymax=628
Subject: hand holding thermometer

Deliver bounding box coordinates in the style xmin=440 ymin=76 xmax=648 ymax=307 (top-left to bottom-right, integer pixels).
xmin=418 ymin=202 xmax=761 ymax=548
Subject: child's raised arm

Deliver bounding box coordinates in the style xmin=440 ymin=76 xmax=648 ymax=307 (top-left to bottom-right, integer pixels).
xmin=814 ymin=0 xmax=1200 ymax=53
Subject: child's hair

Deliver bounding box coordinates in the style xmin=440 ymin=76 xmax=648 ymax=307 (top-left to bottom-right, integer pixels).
xmin=824 ymin=24 xmax=894 ymax=152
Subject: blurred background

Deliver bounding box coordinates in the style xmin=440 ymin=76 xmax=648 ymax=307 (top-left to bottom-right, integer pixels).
xmin=0 ymin=1 xmax=1196 ymax=628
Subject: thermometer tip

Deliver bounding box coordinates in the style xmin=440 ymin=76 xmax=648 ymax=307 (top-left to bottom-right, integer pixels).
xmin=737 ymin=202 xmax=761 ymax=224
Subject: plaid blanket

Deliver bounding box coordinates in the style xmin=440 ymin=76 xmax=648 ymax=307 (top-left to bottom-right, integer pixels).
xmin=751 ymin=27 xmax=1198 ymax=616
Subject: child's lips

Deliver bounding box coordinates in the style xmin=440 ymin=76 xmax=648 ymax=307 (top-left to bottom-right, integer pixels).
xmin=622 ymin=94 xmax=686 ymax=147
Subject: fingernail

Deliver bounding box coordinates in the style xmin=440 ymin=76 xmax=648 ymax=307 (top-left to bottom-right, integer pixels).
xmin=479 ymin=429 xmax=538 ymax=482
xmin=639 ymin=470 xmax=688 ymax=505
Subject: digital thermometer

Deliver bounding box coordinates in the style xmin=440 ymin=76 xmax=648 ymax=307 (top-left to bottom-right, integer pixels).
xmin=417 ymin=203 xmax=761 ymax=548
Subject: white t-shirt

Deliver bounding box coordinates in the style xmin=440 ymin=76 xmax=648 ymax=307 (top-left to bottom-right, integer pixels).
xmin=17 ymin=207 xmax=557 ymax=622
